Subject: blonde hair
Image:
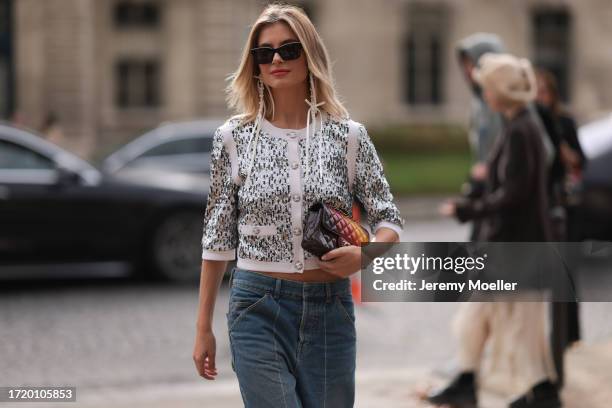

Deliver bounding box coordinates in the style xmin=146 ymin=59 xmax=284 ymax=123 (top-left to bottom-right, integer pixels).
xmin=226 ymin=3 xmax=348 ymax=124
xmin=474 ymin=53 xmax=537 ymax=105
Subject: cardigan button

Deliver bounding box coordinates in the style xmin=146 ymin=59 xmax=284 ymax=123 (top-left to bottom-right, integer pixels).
xmin=294 ymin=261 xmax=303 ymax=270
xmin=292 ymin=194 xmax=301 ymax=202
xmin=292 ymin=226 xmax=302 ymax=236
xmin=252 ymin=227 xmax=261 ymax=235
xmin=291 ymin=162 xmax=299 ymax=170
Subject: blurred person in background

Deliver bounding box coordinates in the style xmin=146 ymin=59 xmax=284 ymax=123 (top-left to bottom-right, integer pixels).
xmin=193 ymin=4 xmax=403 ymax=407
xmin=434 ymin=54 xmax=561 ymax=408
xmin=9 ymin=110 xmax=26 ymax=128
xmin=535 ymin=68 xmax=584 ymax=390
xmin=535 ymin=68 xmax=587 ymax=242
xmin=455 ymin=33 xmax=555 ymax=242
xmin=40 ymin=112 xmax=66 ymax=148
xmin=456 ymin=33 xmax=506 ymax=241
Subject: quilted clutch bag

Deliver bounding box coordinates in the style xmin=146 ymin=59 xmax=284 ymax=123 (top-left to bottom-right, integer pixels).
xmin=301 ymin=202 xmax=370 ymax=258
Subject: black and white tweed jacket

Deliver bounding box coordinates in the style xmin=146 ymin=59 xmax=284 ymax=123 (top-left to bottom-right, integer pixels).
xmin=201 ymin=113 xmax=405 ymax=273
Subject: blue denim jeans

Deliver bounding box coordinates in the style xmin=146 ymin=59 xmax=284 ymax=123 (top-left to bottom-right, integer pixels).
xmin=226 ymin=267 xmax=356 ymax=408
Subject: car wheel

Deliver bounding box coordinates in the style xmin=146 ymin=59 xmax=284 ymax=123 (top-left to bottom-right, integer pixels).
xmin=150 ymin=210 xmax=202 ymax=282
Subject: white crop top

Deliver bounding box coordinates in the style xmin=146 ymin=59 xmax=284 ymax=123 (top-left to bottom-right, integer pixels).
xmin=201 ymin=113 xmax=404 ymax=273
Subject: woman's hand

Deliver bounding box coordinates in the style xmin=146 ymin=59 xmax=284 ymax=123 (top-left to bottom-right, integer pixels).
xmin=317 ymin=245 xmax=362 ymax=278
xmin=193 ymin=329 xmax=218 ymax=380
xmin=470 ymin=162 xmax=488 ymax=181
xmin=194 ymin=261 xmax=226 ymax=381
xmin=559 ymin=141 xmax=581 ymax=171
xmin=439 ymin=200 xmax=457 ymax=217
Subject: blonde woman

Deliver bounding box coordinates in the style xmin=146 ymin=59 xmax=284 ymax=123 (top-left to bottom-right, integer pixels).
xmin=435 ymin=54 xmax=559 ymax=408
xmin=192 ymin=4 xmax=404 ymax=407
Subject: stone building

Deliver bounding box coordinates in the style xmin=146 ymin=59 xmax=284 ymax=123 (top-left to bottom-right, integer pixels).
xmin=1 ymin=0 xmax=611 ymax=159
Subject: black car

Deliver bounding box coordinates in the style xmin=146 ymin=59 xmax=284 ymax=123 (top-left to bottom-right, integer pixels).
xmin=101 ymin=119 xmax=222 ymax=193
xmin=0 ymin=122 xmax=207 ymax=282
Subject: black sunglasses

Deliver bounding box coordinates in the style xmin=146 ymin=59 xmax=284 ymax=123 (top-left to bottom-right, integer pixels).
xmin=250 ymin=42 xmax=303 ymax=65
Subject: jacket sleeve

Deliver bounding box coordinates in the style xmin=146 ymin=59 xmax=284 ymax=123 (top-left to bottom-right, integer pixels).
xmin=201 ymin=126 xmax=239 ymax=260
xmin=455 ymin=128 xmax=534 ymax=223
xmin=353 ymin=123 xmax=405 ymax=238
xmin=559 ymin=115 xmax=587 ymax=169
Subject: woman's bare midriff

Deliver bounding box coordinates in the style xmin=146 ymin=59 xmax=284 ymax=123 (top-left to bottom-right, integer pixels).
xmin=253 ymin=268 xmax=343 ymax=282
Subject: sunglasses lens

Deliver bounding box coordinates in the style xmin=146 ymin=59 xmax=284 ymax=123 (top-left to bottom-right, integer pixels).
xmin=252 ymin=48 xmax=274 ymax=64
xmin=279 ymin=43 xmax=302 ymax=61
xmin=251 ymin=43 xmax=302 ymax=64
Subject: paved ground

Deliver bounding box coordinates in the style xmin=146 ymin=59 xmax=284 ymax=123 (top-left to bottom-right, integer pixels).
xmin=0 ymin=285 xmax=612 ymax=408
xmin=2 ymin=197 xmax=611 ymax=407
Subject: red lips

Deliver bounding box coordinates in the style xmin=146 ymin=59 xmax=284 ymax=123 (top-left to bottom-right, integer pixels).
xmin=270 ymin=69 xmax=290 ymax=75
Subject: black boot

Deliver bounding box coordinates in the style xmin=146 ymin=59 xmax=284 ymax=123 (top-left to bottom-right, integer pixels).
xmin=426 ymin=371 xmax=477 ymax=408
xmin=508 ymin=380 xmax=562 ymax=408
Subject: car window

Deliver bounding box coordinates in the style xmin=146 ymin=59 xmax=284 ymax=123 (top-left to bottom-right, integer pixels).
xmin=140 ymin=136 xmax=213 ymax=157
xmin=0 ymin=140 xmax=54 ymax=169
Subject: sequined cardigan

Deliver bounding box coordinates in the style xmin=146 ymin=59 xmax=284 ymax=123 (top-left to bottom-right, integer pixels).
xmin=201 ymin=113 xmax=405 ymax=273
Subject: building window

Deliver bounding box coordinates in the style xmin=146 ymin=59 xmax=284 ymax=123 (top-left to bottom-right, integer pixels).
xmin=114 ymin=1 xmax=160 ymax=28
xmin=0 ymin=0 xmax=14 ymax=119
xmin=531 ymin=8 xmax=572 ymax=101
xmin=115 ymin=59 xmax=161 ymax=108
xmin=403 ymin=3 xmax=448 ymax=106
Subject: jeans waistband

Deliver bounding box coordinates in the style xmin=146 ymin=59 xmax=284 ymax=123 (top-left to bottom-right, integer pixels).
xmin=229 ymin=267 xmax=351 ymax=301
